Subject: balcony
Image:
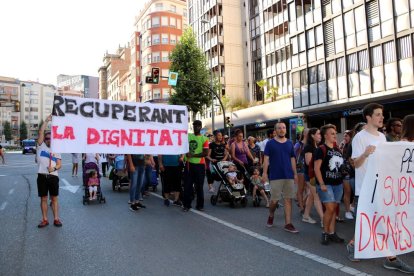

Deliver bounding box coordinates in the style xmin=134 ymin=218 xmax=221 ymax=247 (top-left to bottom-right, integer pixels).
xmin=211 ymin=16 xmax=223 ymax=27
xmin=212 ymin=56 xmax=224 ymax=67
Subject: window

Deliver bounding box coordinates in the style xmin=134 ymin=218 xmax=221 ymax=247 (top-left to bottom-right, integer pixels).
xmin=291 ymin=37 xmax=298 ymax=54
xmin=318 ymin=64 xmax=326 ymax=81
xmin=155 ymin=3 xmax=163 ymax=11
xmin=371 ymin=45 xmax=383 ymax=67
xmin=152 ymin=34 xmax=160 ymax=44
xmin=161 ymin=16 xmax=168 ymax=26
xmin=307 ymin=29 xmax=315 ymax=48
xmin=170 ymin=17 xmax=176 ymax=27
xmin=367 ymin=0 xmax=379 ymax=27
xmin=309 ymin=66 xmax=317 ymax=83
xmin=152 ymin=17 xmax=160 ymax=27
xmin=300 ymin=69 xmax=308 ymax=86
xmin=383 ymin=41 xmax=396 ymax=63
xmin=153 ymin=89 xmax=161 ymax=99
xmin=170 ymin=5 xmax=176 ymax=12
xmin=162 ymin=88 xmax=170 ymax=99
xmin=298 ymin=33 xmax=306 ymax=52
xmin=152 ymin=52 xmax=160 ymax=63
xmin=315 ymin=25 xmax=323 ymax=45
xmin=337 ymin=57 xmax=346 ymax=76
xmin=398 ymin=35 xmax=412 ymax=59
xmin=162 ymin=33 xmax=169 ymax=44
xmin=328 ymin=60 xmax=336 ymax=78
xmin=348 ymin=53 xmax=358 ymax=73
xmin=358 ymin=50 xmax=369 ymax=70
xmin=170 ymin=34 xmax=176 ymax=45
xmin=162 ymin=51 xmax=169 ymax=62
xmin=177 ymin=19 xmax=181 ymax=29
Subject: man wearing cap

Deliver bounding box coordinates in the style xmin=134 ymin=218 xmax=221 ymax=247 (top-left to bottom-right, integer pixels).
xmin=183 ymin=120 xmax=209 ymax=212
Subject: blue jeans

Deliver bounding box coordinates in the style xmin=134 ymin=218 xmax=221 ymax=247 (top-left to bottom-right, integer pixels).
xmin=141 ymin=165 xmax=152 ymax=194
xmin=317 ymin=184 xmax=343 ymax=203
xmin=130 ymin=165 xmax=145 ymax=202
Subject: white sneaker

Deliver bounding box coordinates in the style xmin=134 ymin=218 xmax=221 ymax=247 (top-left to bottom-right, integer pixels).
xmin=208 ymin=187 xmax=215 ymax=193
xmin=302 ymin=216 xmax=316 ymax=224
xmin=345 ymin=211 xmax=354 ymax=220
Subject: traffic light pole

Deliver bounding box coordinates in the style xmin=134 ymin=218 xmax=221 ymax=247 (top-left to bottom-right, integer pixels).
xmin=160 ymin=76 xmax=227 ymax=133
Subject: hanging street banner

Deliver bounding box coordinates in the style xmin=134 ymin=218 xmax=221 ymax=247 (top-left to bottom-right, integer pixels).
xmin=50 ymin=95 xmax=188 ymax=154
xmin=355 ymin=142 xmax=414 ymax=259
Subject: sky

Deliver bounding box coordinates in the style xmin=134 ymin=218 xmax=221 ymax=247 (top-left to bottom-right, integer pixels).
xmin=0 ymin=0 xmax=147 ymax=85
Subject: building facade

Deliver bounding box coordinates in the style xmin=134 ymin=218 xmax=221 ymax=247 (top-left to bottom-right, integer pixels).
xmin=20 ymin=81 xmax=56 ymax=139
xmin=189 ymin=0 xmax=248 ymax=118
xmin=0 ymin=77 xmax=21 ymax=143
xmin=135 ymin=0 xmax=187 ymax=103
xmin=289 ymin=0 xmax=414 ymax=131
xmin=98 ymin=47 xmax=131 ymax=101
xmin=57 ymin=74 xmax=99 ymax=99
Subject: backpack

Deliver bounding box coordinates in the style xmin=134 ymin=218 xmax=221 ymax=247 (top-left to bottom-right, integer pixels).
xmin=308 ymin=144 xmax=327 ymax=179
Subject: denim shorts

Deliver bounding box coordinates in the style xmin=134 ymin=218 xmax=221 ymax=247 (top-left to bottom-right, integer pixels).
xmin=317 ymin=183 xmax=343 ymax=203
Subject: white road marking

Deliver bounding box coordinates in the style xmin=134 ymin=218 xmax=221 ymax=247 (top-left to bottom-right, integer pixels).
xmin=151 ymin=192 xmax=370 ymax=276
xmin=8 ymin=189 xmax=14 ymax=195
xmin=60 ymin=178 xmax=80 ymax=193
xmin=0 ymin=202 xmax=7 ymax=211
xmin=0 ymin=175 xmax=6 ymax=177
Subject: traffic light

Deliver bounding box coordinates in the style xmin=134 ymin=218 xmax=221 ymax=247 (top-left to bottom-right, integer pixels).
xmin=151 ymin=67 xmax=160 ymax=84
xmin=225 ymin=116 xmax=233 ymax=127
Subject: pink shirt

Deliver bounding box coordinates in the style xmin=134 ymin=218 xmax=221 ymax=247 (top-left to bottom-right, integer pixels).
xmin=88 ymin=177 xmax=99 ymax=186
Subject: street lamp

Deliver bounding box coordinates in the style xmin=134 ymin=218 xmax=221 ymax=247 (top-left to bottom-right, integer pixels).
xmin=201 ymin=18 xmax=215 ymax=133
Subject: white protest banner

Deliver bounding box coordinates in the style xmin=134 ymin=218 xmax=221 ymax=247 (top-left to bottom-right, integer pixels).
xmin=50 ymin=95 xmax=188 ymax=154
xmin=355 ymin=142 xmax=414 ymax=259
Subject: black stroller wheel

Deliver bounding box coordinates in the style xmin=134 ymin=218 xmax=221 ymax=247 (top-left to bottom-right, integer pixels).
xmin=210 ymin=195 xmax=218 ymax=206
xmin=241 ymin=197 xmax=248 ymax=207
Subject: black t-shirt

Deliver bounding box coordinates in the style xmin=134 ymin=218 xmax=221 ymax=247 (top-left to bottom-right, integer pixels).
xmin=303 ymin=144 xmax=316 ymax=177
xmin=314 ymin=144 xmax=344 ymax=185
xmin=209 ymin=142 xmax=226 ymax=161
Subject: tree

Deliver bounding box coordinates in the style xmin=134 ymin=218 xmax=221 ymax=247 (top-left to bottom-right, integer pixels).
xmin=3 ymin=121 xmax=12 ymax=142
xmin=20 ymin=121 xmax=28 ymax=141
xmin=256 ymin=79 xmax=267 ymax=104
xmin=266 ymin=86 xmax=279 ymax=101
xmin=169 ymin=28 xmax=211 ymax=120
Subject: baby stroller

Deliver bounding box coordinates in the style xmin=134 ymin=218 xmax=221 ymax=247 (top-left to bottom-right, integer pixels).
xmin=111 ymin=155 xmax=130 ymax=192
xmin=82 ymin=162 xmax=106 ymax=205
xmin=210 ymin=161 xmax=248 ymax=208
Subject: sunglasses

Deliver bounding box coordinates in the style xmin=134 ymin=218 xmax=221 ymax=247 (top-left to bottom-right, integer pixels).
xmin=44 ymin=137 xmax=51 ymax=141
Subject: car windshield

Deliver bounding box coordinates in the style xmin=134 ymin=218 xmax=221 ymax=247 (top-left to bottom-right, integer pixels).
xmin=23 ymin=140 xmax=36 ymax=147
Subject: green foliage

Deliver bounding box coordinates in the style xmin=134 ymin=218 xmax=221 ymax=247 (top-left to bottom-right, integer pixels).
xmin=230 ymin=98 xmax=249 ymax=111
xmin=3 ymin=121 xmax=12 ymax=141
xmin=20 ymin=121 xmax=28 ymax=141
xmin=266 ymin=86 xmax=279 ymax=100
xmin=169 ymin=28 xmax=211 ymax=119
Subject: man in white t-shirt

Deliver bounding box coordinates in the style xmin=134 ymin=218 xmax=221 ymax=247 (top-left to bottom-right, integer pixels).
xmin=260 ymin=129 xmax=275 ymax=164
xmin=36 ymin=115 xmax=62 ymax=228
xmin=347 ymin=103 xmax=414 ymax=273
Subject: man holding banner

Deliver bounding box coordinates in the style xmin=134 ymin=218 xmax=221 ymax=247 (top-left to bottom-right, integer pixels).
xmin=347 ymin=103 xmax=414 ymax=273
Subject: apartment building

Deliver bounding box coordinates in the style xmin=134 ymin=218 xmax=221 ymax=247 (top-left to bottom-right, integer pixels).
xmin=189 ymin=0 xmax=247 ymax=117
xmin=135 ymin=0 xmax=187 ymax=103
xmin=98 ymin=47 xmax=131 ymax=101
xmin=57 ymin=74 xmax=99 ymax=99
xmin=20 ymin=81 xmax=56 ymax=139
xmin=289 ymin=0 xmax=414 ymax=131
xmin=0 ymin=76 xmax=20 ymax=143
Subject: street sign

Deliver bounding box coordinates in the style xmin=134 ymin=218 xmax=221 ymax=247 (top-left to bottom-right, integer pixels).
xmin=145 ymin=76 xmax=154 ymax=83
xmin=168 ymin=72 xmax=178 ymax=86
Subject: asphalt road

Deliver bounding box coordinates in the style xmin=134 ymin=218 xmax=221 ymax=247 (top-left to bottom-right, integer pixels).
xmin=0 ymin=152 xmax=412 ymax=276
